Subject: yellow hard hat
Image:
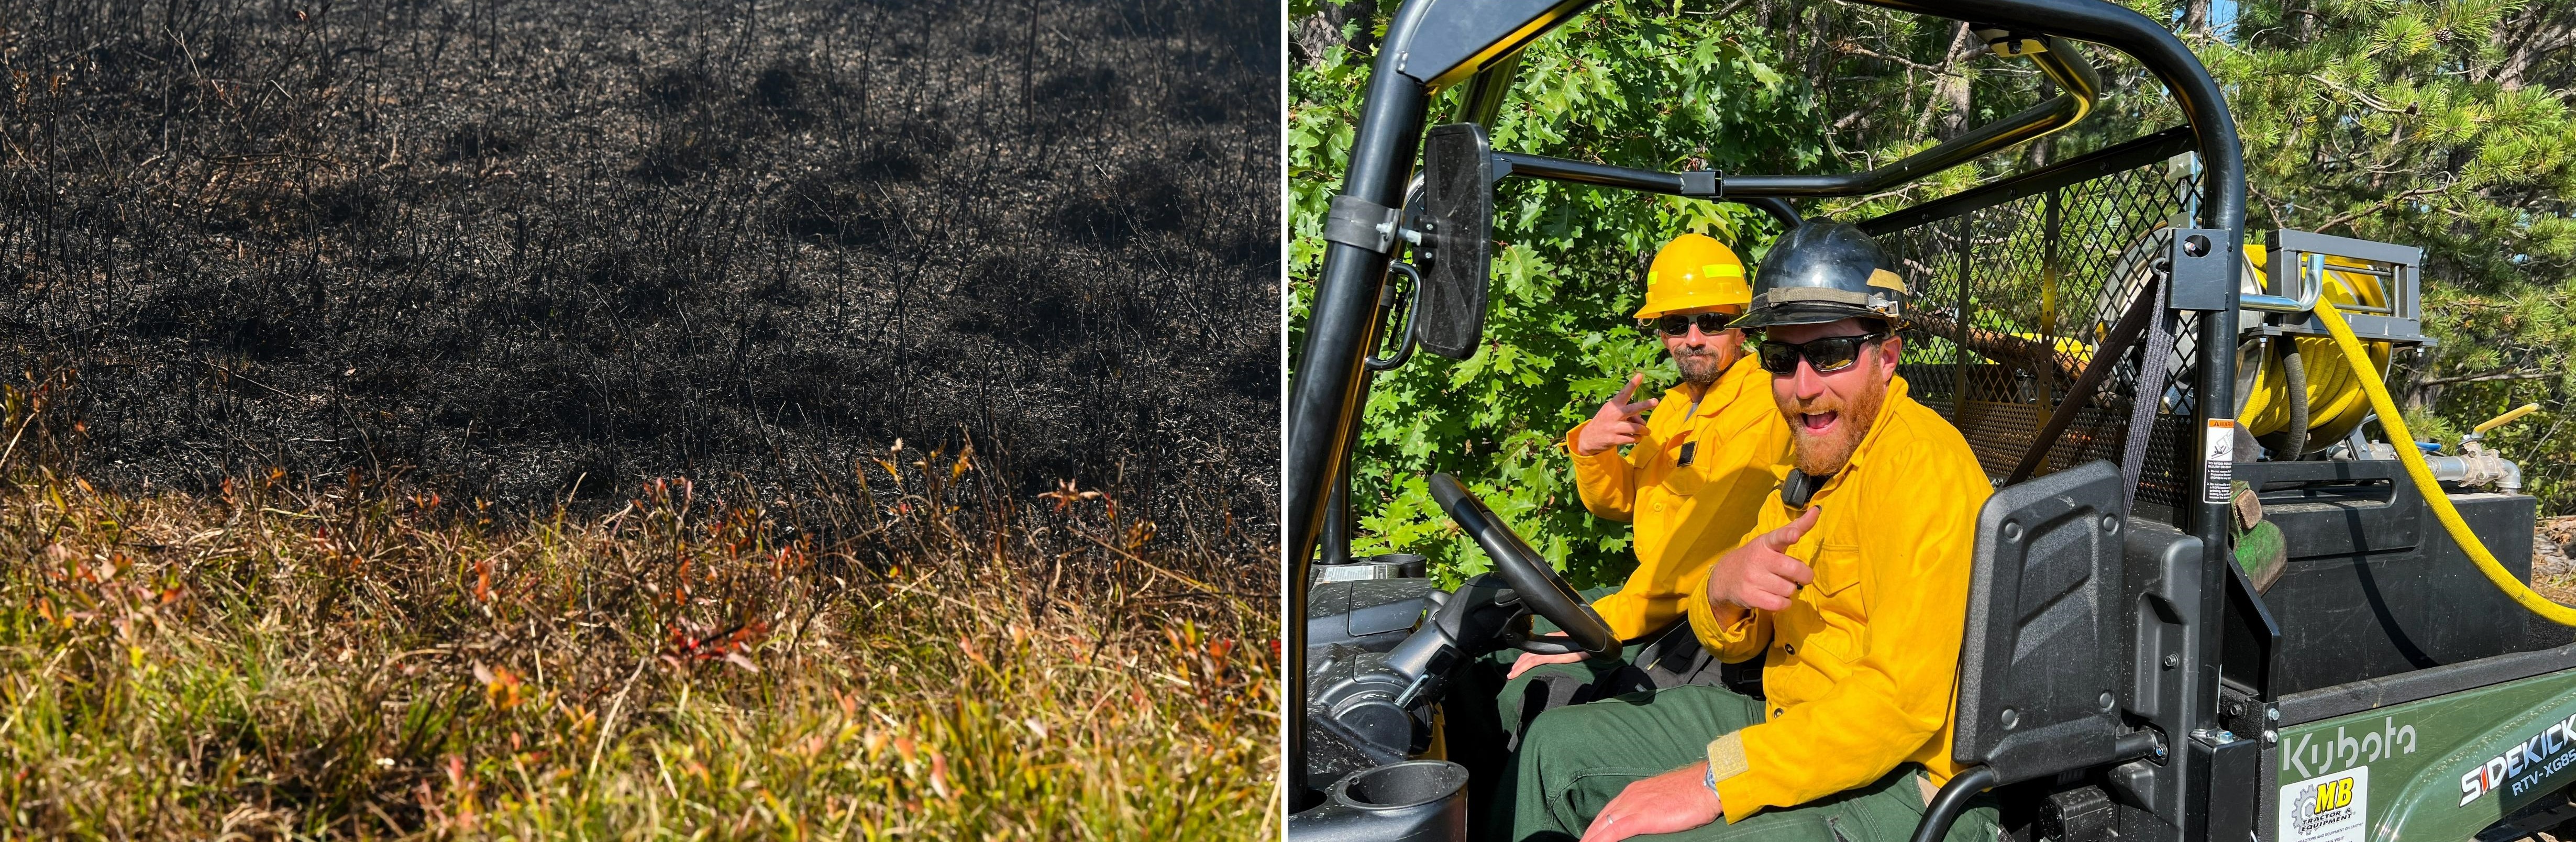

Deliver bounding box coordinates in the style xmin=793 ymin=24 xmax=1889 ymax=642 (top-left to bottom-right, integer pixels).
xmin=1634 ymin=233 xmax=1750 ymax=319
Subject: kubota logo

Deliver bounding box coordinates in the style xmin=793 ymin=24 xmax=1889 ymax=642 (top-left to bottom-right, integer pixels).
xmin=2458 ymin=712 xmax=2576 ymax=806
xmin=2287 ymin=716 xmax=2416 ymax=777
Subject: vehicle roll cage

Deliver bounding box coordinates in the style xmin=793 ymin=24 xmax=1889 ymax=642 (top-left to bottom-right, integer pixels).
xmin=1286 ymin=0 xmax=2249 ymax=830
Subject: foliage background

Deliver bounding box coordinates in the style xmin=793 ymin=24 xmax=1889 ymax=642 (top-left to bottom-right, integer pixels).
xmin=1290 ymin=0 xmax=2576 ymax=586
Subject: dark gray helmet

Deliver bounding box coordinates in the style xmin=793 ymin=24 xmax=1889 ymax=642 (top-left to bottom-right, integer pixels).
xmin=1728 ymin=222 xmax=1910 ymax=331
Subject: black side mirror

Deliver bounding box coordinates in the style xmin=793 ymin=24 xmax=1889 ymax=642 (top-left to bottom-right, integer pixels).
xmin=1414 ymin=123 xmax=1495 ymax=360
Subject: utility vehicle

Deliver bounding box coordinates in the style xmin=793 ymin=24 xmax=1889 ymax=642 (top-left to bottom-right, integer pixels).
xmin=1284 ymin=1 xmax=2576 ymax=840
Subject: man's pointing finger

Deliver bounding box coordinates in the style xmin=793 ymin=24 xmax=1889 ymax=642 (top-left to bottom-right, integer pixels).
xmin=1612 ymin=372 xmax=1644 ymax=405
xmin=1767 ymin=505 xmax=1822 ymax=548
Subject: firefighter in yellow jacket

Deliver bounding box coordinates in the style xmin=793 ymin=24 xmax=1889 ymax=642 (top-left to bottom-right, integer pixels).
xmin=1511 ymin=223 xmax=1999 ymax=842
xmin=1459 ymin=234 xmax=1796 ymax=838
xmin=1502 ymin=233 xmax=1793 ymax=694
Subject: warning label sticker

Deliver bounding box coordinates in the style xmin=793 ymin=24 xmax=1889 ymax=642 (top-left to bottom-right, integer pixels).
xmin=2280 ymin=766 xmax=2368 ymax=842
xmin=2205 ymin=418 xmax=2237 ymax=504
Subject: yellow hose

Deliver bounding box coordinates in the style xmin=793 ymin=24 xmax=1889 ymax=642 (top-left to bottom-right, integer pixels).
xmin=2477 ymin=403 xmax=2541 ymax=436
xmin=2310 ymin=303 xmax=2576 ymax=625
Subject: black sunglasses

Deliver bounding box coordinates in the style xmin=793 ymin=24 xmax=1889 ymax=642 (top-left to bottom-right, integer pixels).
xmin=1646 ymin=313 xmax=1735 ymax=336
xmin=1756 ymin=331 xmax=1889 ymax=375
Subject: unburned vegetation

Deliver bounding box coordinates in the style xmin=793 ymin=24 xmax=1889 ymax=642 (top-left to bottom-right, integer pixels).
xmin=0 ymin=437 xmax=1274 ymax=838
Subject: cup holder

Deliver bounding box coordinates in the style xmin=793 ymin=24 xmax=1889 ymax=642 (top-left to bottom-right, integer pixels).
xmin=1293 ymin=760 xmax=1471 ymax=840
xmin=1333 ymin=760 xmax=1469 ymax=811
xmin=1367 ymin=553 xmax=1428 ymax=579
xmin=1313 ymin=552 xmax=1430 ymax=584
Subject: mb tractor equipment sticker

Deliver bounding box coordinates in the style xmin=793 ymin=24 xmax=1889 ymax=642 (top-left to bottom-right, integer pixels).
xmin=2204 ymin=418 xmax=2236 ymax=504
xmin=2459 ymin=711 xmax=2576 ymax=807
xmin=2280 ymin=767 xmax=2366 ymax=842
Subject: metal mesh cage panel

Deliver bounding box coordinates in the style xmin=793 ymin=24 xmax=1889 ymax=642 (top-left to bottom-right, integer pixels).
xmin=1876 ymin=159 xmax=2203 ymax=523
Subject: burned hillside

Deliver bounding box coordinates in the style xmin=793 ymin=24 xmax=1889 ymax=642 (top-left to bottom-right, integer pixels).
xmin=0 ymin=0 xmax=1278 ymax=535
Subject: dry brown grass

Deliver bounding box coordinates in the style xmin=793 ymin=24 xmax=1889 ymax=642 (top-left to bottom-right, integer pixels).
xmin=0 ymin=439 xmax=1277 ymax=839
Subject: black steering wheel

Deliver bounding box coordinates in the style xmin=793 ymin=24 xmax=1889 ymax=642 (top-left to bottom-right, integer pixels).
xmin=1427 ymin=473 xmax=1618 ymax=658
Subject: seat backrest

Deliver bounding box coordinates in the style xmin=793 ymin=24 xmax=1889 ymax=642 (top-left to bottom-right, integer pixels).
xmin=1952 ymin=460 xmax=2127 ymax=784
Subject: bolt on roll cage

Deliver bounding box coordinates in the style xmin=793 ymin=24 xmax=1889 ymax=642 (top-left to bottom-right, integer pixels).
xmin=1285 ymin=0 xmax=2247 ymax=833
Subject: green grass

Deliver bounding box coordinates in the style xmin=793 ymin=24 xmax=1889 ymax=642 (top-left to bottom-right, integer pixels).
xmin=0 ymin=454 xmax=1277 ymax=839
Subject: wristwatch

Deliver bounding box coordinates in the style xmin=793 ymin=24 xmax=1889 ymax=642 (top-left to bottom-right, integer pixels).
xmin=1705 ymin=763 xmax=1719 ymax=795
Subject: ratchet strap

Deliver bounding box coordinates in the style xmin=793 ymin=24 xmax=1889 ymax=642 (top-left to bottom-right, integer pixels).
xmin=2120 ymin=273 xmax=2176 ymax=515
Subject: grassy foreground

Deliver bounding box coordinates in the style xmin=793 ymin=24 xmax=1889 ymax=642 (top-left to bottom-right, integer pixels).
xmin=0 ymin=451 xmax=1276 ymax=839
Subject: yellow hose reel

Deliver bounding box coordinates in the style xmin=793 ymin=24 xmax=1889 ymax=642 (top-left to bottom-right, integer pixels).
xmin=2235 ymin=243 xmax=2397 ymax=457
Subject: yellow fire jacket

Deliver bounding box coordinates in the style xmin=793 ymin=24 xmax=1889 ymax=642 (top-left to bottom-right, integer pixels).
xmin=1563 ymin=353 xmax=1793 ymax=641
xmin=1686 ymin=375 xmax=1992 ymax=823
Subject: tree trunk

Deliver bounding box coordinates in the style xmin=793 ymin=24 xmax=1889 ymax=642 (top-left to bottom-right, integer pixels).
xmin=2489 ymin=3 xmax=2576 ymax=91
xmin=1914 ymin=23 xmax=1980 ymax=143
xmin=1292 ymin=0 xmax=1378 ymax=69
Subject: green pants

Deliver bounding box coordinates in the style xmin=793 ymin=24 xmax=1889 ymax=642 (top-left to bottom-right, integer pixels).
xmin=1508 ymin=684 xmax=1999 ymax=842
xmin=1450 ymin=588 xmax=1708 ymax=838
xmin=1482 ymin=586 xmax=1696 ymax=746
xmin=1489 ymin=645 xmax=1653 ymax=741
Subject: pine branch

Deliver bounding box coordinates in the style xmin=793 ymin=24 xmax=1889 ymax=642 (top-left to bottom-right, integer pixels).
xmin=2312 ymin=185 xmax=2445 ymax=234
xmin=1830 ymin=41 xmax=1959 ymax=77
xmin=2304 ymin=74 xmax=2416 ymax=116
xmin=2416 ymin=369 xmax=2553 ymax=386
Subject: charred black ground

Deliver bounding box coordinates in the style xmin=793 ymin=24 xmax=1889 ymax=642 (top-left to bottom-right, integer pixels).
xmin=0 ymin=0 xmax=1278 ymax=536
